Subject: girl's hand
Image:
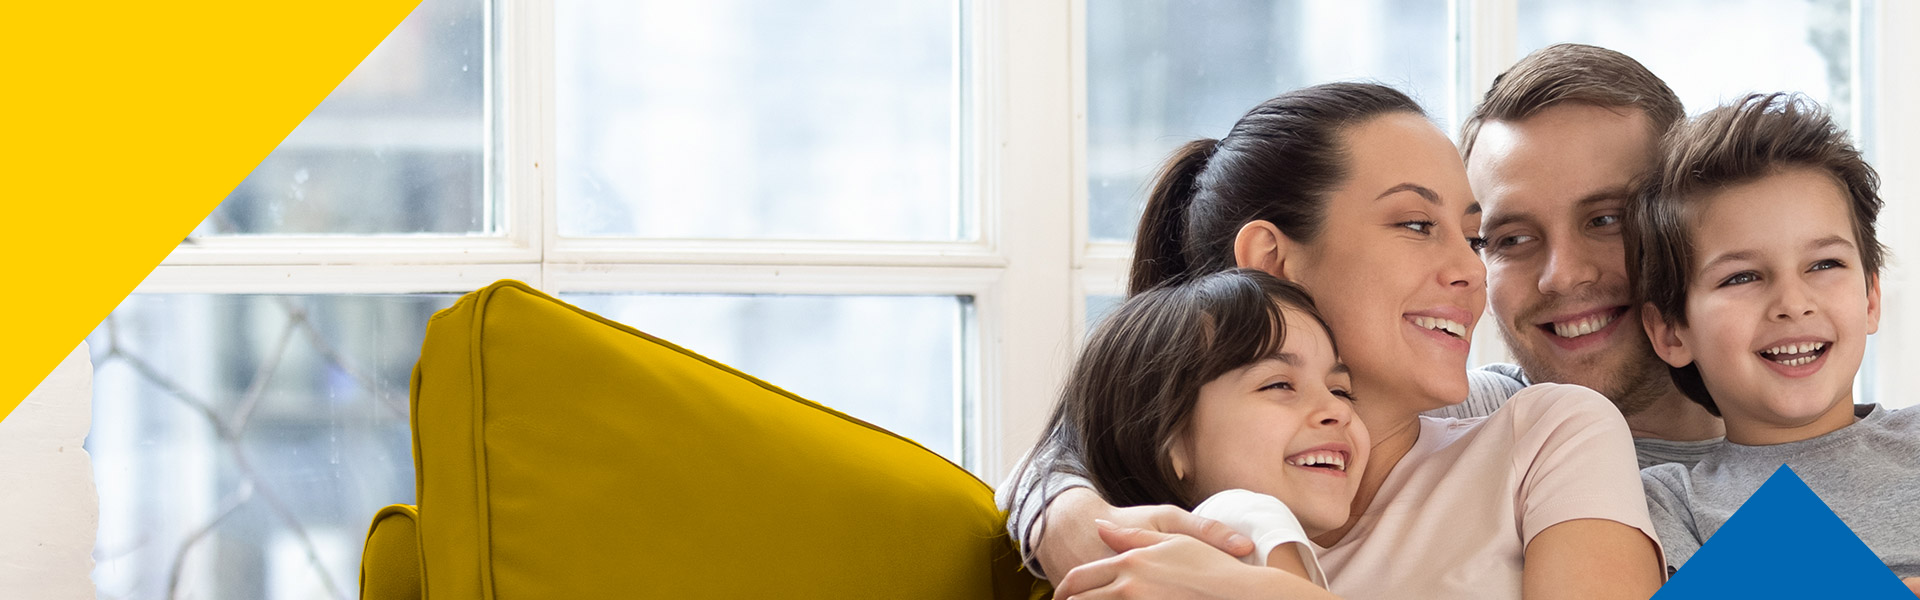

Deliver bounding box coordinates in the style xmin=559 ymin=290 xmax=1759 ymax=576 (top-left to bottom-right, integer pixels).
xmin=1052 ymin=521 xmax=1340 ymax=600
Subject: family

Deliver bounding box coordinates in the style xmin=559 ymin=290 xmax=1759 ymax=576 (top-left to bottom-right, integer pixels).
xmin=999 ymin=43 xmax=1920 ymax=599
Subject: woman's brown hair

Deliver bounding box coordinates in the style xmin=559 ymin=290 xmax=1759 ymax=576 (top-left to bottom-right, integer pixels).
xmin=1130 ymin=83 xmax=1425 ymax=296
xmin=1034 ymin=269 xmax=1336 ymax=510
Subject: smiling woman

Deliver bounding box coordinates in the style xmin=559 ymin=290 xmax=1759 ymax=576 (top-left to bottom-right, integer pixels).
xmin=1008 ymin=82 xmax=1663 ymax=600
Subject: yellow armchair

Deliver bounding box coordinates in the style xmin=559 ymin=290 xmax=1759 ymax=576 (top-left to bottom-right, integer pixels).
xmin=358 ymin=280 xmax=1046 ymax=599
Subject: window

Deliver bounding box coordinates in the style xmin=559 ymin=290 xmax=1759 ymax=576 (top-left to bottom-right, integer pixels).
xmin=87 ymin=1 xmax=1916 ymax=597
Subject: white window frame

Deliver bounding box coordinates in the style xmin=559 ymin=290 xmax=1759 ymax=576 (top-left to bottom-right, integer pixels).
xmin=130 ymin=0 xmax=1920 ymax=486
xmin=135 ymin=0 xmax=1075 ymax=482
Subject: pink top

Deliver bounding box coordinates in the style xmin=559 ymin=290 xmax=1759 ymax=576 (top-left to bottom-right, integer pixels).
xmin=1314 ymin=383 xmax=1662 ymax=600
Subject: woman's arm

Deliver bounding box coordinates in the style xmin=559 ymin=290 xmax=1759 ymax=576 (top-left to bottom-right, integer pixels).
xmin=1052 ymin=525 xmax=1339 ymax=600
xmin=1002 ymin=428 xmax=1252 ymax=578
xmin=1522 ymin=518 xmax=1663 ymax=600
xmin=1510 ymin=386 xmax=1668 ymax=599
xmin=1033 ymin=488 xmax=1254 ymax=579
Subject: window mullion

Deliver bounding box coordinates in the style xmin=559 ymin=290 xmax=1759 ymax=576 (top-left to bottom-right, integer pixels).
xmin=501 ymin=0 xmax=554 ymax=289
xmin=1459 ymin=0 xmax=1519 ymax=130
xmin=984 ymin=0 xmax=1075 ymax=482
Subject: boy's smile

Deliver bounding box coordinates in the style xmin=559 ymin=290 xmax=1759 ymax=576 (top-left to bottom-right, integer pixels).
xmin=1644 ymin=167 xmax=1879 ymax=445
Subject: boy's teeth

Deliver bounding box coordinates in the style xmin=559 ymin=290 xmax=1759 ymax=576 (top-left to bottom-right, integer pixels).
xmin=1286 ymin=451 xmax=1346 ymax=472
xmin=1412 ymin=316 xmax=1466 ymax=338
xmin=1760 ymin=342 xmax=1828 ymax=366
xmin=1763 ymin=342 xmax=1826 ymax=355
xmin=1551 ymin=312 xmax=1615 ymax=339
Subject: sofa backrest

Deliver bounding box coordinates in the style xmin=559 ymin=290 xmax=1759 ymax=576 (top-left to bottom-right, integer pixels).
xmin=410 ymin=280 xmax=1044 ymax=598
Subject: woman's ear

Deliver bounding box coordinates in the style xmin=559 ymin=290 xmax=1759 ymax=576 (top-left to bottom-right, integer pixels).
xmin=1233 ymin=220 xmax=1295 ymax=279
xmin=1640 ymin=302 xmax=1693 ymax=368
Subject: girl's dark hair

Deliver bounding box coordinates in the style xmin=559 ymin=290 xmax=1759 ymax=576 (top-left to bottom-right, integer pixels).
xmin=1130 ymin=83 xmax=1426 ymax=296
xmin=1035 ymin=269 xmax=1336 ymax=510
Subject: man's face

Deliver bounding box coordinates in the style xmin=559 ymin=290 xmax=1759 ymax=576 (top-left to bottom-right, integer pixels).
xmin=1466 ymin=103 xmax=1671 ymax=414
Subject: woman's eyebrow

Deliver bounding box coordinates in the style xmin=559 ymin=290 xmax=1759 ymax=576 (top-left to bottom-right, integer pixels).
xmin=1376 ymin=182 xmax=1438 ymax=204
xmin=1377 ymin=183 xmax=1480 ymax=215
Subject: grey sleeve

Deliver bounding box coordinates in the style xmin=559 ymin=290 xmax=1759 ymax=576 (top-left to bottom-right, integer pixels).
xmin=1422 ymin=365 xmax=1527 ymax=419
xmin=1641 ymin=464 xmax=1702 ymax=574
xmin=995 ymin=434 xmax=1093 ymax=581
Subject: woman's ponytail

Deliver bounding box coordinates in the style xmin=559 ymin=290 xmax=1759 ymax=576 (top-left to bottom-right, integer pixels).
xmin=1123 ymin=83 xmax=1424 ymax=297
xmin=1130 ymin=138 xmax=1218 ymax=296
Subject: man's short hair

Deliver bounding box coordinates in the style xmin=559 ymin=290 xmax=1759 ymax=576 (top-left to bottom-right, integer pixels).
xmin=1460 ymin=43 xmax=1685 ymax=158
xmin=1625 ymin=93 xmax=1886 ymax=415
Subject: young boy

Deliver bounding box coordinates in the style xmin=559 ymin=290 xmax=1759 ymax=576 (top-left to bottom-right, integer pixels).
xmin=1628 ymin=93 xmax=1920 ymax=586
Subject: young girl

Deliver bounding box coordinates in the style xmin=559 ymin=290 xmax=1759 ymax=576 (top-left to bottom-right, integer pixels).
xmin=1028 ymin=268 xmax=1368 ymax=589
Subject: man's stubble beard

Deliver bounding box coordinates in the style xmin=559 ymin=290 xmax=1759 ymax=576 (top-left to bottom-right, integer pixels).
xmin=1498 ymin=320 xmax=1671 ymax=417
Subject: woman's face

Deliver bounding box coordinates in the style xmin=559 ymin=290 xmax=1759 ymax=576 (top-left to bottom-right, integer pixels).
xmin=1173 ymin=307 xmax=1369 ymax=535
xmin=1286 ymin=113 xmax=1485 ymax=413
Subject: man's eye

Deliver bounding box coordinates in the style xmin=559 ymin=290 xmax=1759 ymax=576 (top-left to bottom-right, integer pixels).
xmin=1809 ymin=259 xmax=1847 ymax=272
xmin=1719 ymin=271 xmax=1760 ymax=287
xmin=1495 ymin=234 xmax=1535 ymax=250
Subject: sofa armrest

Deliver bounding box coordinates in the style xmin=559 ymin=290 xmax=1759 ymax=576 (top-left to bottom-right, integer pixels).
xmin=360 ymin=504 xmax=423 ymax=600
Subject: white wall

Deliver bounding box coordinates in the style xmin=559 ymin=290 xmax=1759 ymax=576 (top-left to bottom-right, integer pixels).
xmin=1868 ymin=2 xmax=1920 ymax=410
xmin=0 ymin=343 xmax=97 ymax=599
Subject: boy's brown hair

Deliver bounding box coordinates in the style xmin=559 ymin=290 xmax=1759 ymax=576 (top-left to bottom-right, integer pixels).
xmin=1460 ymin=43 xmax=1684 ymax=159
xmin=1626 ymin=92 xmax=1886 ymax=415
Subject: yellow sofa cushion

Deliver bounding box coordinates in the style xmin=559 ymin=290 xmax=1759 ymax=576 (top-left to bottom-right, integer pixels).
xmin=360 ymin=504 xmax=422 ymax=600
xmin=410 ymin=280 xmax=1042 ymax=598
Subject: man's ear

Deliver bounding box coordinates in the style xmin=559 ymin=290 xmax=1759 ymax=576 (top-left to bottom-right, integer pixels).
xmin=1233 ymin=220 xmax=1296 ymax=279
xmin=1867 ymin=273 xmax=1883 ymax=335
xmin=1640 ymin=302 xmax=1693 ymax=368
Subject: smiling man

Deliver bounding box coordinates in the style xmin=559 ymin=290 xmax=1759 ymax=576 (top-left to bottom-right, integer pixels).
xmin=1460 ymin=44 xmax=1726 ymax=468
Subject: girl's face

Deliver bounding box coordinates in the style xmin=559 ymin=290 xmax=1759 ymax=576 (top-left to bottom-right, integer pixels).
xmin=1172 ymin=307 xmax=1370 ymax=535
xmin=1287 ymin=113 xmax=1486 ymax=413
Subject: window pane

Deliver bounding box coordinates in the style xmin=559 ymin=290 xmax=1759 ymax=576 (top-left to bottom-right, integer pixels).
xmin=193 ymin=0 xmax=490 ymax=236
xmin=564 ymin=294 xmax=967 ymax=462
xmin=1086 ymin=294 xmax=1124 ymax=334
xmin=556 ymin=1 xmax=962 ymax=241
xmin=1086 ymin=0 xmax=1452 ymax=242
xmin=88 ymin=295 xmax=439 ymax=600
xmin=1518 ymin=0 xmax=1854 ymax=124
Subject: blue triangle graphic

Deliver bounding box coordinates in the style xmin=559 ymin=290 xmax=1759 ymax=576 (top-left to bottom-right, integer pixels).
xmin=1654 ymin=465 xmax=1910 ymax=599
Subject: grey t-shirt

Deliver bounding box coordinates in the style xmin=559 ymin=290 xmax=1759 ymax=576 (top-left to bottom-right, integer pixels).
xmin=1632 ymin=436 xmax=1723 ymax=471
xmin=1641 ymin=404 xmax=1920 ymax=577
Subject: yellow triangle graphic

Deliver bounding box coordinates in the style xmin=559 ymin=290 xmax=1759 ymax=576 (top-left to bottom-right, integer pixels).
xmin=0 ymin=1 xmax=425 ymax=421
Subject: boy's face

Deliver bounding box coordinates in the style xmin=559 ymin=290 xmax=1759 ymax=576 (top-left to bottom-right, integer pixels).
xmin=1172 ymin=308 xmax=1369 ymax=536
xmin=1643 ymin=167 xmax=1879 ymax=445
